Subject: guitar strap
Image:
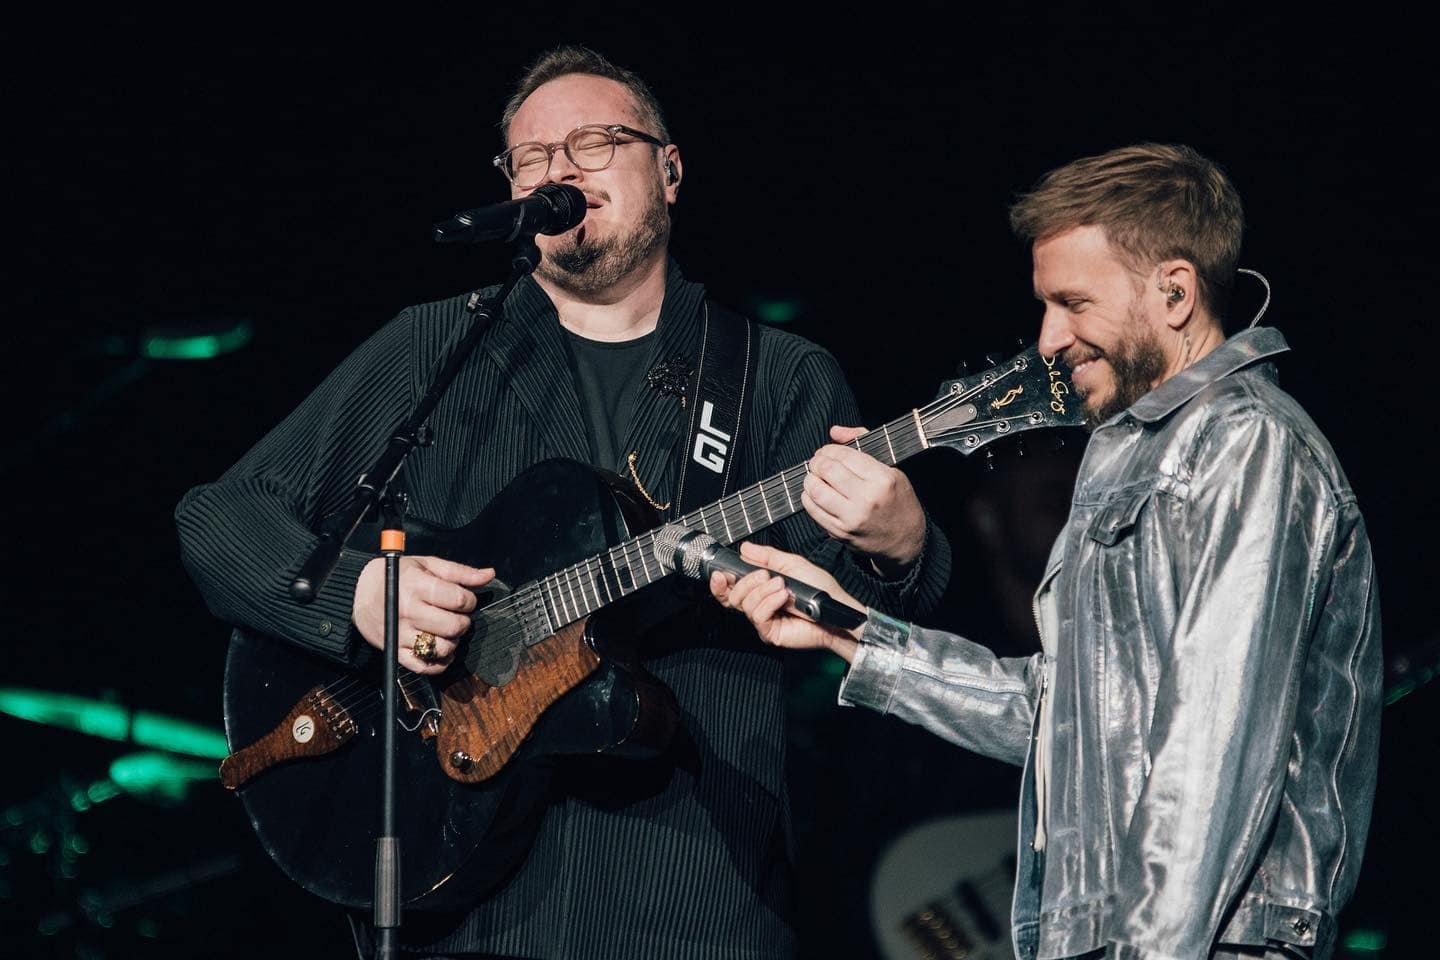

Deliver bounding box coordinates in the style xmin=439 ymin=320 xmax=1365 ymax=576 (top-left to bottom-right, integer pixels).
xmin=670 ymin=301 xmax=758 ymax=518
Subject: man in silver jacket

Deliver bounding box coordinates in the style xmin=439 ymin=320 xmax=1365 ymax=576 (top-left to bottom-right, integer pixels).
xmin=711 ymin=143 xmax=1382 ymax=960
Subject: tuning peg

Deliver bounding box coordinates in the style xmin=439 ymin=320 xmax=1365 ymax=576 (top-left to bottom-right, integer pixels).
xmin=984 ymin=448 xmax=996 ymax=471
xmin=1014 ymin=437 xmax=1027 ymax=457
xmin=955 ymin=360 xmax=970 ymax=377
xmin=1016 ymin=337 xmax=1027 ymax=349
xmin=983 ymin=353 xmax=1001 ymax=367
xmin=1054 ymin=433 xmax=1066 ymax=450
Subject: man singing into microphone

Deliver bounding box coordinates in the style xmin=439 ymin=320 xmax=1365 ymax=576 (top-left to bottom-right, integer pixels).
xmin=175 ymin=45 xmax=949 ymax=959
xmin=710 ymin=143 xmax=1382 ymax=960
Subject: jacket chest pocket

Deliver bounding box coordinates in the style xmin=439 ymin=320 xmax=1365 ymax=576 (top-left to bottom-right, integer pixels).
xmin=1085 ymin=485 xmax=1154 ymax=546
xmin=1079 ymin=485 xmax=1155 ymax=643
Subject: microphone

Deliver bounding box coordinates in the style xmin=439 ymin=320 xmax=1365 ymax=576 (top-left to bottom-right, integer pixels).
xmin=432 ymin=183 xmax=587 ymax=244
xmin=652 ymin=524 xmax=866 ymax=631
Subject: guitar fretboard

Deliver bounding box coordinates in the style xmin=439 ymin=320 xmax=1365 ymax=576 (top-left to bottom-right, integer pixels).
xmin=529 ymin=407 xmax=937 ymax=633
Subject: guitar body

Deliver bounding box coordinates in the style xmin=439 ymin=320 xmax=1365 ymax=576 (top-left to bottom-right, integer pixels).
xmin=222 ymin=458 xmax=679 ymax=909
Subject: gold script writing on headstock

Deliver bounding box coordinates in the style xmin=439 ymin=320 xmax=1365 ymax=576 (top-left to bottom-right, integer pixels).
xmin=991 ymin=386 xmax=1023 ymax=409
xmin=1043 ymin=354 xmax=1069 ymax=415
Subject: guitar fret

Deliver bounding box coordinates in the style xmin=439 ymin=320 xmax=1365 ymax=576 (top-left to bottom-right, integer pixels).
xmin=562 ymin=570 xmax=580 ymax=622
xmin=718 ymin=502 xmax=734 ymax=544
xmin=736 ymin=492 xmax=752 ymax=534
xmin=783 ymin=470 xmax=797 ymax=512
xmin=609 ymin=555 xmax=625 ymax=598
xmin=629 ymin=539 xmax=649 ymax=585
xmin=580 ymin=565 xmax=596 ymax=613
xmin=610 ymin=546 xmax=635 ymax=592
xmin=757 ymin=478 xmax=775 ymax=524
xmin=544 ymin=576 xmax=565 ymax=626
xmin=591 ymin=557 xmax=612 ymax=605
xmin=633 ymin=541 xmax=650 ymax=587
xmin=566 ymin=565 xmax=585 ymax=615
xmin=540 ymin=580 xmax=559 ymax=631
xmin=587 ymin=558 xmax=604 ymax=609
xmin=881 ymin=422 xmax=897 ymax=464
xmin=582 ymin=562 xmax=601 ymax=613
xmin=633 ymin=537 xmax=655 ymax=585
xmin=553 ymin=578 xmax=568 ymax=625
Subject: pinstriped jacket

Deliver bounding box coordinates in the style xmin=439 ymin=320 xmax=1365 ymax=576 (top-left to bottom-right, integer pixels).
xmin=840 ymin=328 xmax=1381 ymax=960
xmin=176 ymin=260 xmax=951 ymax=959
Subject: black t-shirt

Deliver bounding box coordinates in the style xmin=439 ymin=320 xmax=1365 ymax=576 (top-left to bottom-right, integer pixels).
xmin=562 ymin=326 xmax=657 ymax=472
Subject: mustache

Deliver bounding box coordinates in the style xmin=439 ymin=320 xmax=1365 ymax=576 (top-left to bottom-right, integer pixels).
xmin=1060 ymin=346 xmax=1104 ymax=369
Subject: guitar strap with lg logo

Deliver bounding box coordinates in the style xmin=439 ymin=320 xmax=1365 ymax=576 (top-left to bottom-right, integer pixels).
xmin=670 ymin=301 xmax=758 ymax=520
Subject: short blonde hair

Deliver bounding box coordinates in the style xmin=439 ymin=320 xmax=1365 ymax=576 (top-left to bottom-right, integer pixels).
xmin=1009 ymin=144 xmax=1244 ymax=320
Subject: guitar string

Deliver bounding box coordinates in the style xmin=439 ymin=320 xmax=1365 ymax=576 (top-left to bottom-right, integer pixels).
xmin=297 ymin=363 xmax=1043 ymax=721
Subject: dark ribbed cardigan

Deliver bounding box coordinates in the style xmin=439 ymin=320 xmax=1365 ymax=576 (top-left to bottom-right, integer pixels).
xmin=176 ymin=261 xmax=950 ymax=959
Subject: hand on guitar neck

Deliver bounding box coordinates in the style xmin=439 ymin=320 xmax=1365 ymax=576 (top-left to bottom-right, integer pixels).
xmin=352 ymin=555 xmax=496 ymax=675
xmin=803 ymin=424 xmax=928 ymax=576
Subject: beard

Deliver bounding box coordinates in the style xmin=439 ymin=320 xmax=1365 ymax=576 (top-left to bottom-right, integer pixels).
xmin=1066 ymin=302 xmax=1167 ymax=430
xmin=537 ymin=180 xmax=670 ymax=295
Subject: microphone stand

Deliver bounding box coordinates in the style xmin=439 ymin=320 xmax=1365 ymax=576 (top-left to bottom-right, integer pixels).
xmin=288 ymin=238 xmax=542 ymax=960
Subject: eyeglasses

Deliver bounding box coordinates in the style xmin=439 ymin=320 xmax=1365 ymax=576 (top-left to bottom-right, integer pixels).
xmin=493 ymin=123 xmax=667 ymax=189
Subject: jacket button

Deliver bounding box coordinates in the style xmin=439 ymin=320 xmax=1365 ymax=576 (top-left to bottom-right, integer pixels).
xmin=318 ymin=620 xmax=333 ymax=637
xmin=1292 ymin=918 xmax=1311 ymax=936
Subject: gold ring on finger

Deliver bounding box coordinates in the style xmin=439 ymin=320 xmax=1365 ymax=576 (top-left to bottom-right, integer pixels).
xmin=413 ymin=631 xmax=440 ymax=662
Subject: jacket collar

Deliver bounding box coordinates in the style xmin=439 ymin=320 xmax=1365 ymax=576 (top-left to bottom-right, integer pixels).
xmin=1124 ymin=326 xmax=1289 ymax=424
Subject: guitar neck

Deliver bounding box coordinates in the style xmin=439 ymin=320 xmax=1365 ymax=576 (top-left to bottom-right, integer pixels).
xmin=531 ymin=408 xmax=933 ymax=631
xmin=675 ymin=410 xmax=930 ymax=544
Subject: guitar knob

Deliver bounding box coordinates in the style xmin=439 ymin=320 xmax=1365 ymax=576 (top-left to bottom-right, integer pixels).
xmin=449 ymin=750 xmax=473 ymax=772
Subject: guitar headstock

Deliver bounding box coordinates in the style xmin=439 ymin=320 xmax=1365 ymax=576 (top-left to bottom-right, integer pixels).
xmin=917 ymin=341 xmax=1085 ymax=456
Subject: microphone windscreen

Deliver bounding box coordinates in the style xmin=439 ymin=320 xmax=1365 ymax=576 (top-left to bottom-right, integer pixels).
xmin=651 ymin=524 xmax=711 ymax=579
xmin=532 ymin=183 xmax=587 ymax=234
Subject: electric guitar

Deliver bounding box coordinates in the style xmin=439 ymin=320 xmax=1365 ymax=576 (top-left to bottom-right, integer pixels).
xmin=218 ymin=342 xmax=1083 ymax=909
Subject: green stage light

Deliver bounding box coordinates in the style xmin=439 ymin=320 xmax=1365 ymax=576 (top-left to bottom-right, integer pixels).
xmin=140 ymin=318 xmax=253 ymax=360
xmin=86 ymin=781 xmax=121 ymax=805
xmin=0 ymin=688 xmax=130 ymax=742
xmin=753 ymin=299 xmax=801 ymax=325
xmin=108 ymin=751 xmax=215 ymax=803
xmin=1343 ymin=928 xmax=1387 ymax=954
xmin=0 ymin=687 xmax=228 ymax=759
xmin=130 ymin=712 xmax=229 ymax=759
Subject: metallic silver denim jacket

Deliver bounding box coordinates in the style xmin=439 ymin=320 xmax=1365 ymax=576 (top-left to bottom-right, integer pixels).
xmin=840 ymin=328 xmax=1382 ymax=960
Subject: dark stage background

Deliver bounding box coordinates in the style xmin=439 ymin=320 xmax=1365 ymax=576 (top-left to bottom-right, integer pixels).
xmin=5 ymin=10 xmax=1436 ymax=959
